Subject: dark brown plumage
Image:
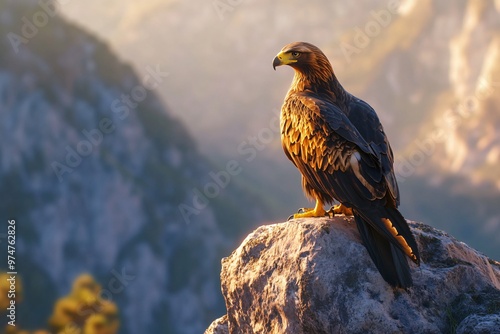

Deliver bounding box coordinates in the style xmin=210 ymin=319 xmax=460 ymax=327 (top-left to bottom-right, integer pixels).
xmin=273 ymin=42 xmax=420 ymax=288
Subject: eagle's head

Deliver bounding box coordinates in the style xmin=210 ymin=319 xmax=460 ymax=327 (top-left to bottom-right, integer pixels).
xmin=273 ymin=42 xmax=331 ymax=72
xmin=273 ymin=42 xmax=336 ymax=90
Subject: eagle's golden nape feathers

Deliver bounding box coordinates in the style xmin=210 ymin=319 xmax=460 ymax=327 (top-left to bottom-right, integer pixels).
xmin=273 ymin=41 xmax=420 ymax=289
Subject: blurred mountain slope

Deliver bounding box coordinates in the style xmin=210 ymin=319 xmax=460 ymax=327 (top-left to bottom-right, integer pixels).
xmin=0 ymin=1 xmax=271 ymax=333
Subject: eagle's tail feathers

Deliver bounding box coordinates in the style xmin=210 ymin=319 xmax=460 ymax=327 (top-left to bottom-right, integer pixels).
xmin=353 ymin=210 xmax=417 ymax=288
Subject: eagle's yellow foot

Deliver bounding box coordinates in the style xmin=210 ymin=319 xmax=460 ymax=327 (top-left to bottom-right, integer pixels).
xmin=327 ymin=204 xmax=353 ymax=217
xmin=288 ymin=200 xmax=326 ymax=220
xmin=288 ymin=208 xmax=312 ymax=220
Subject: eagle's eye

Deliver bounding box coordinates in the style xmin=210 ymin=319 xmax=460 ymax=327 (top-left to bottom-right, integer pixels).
xmin=291 ymin=52 xmax=300 ymax=58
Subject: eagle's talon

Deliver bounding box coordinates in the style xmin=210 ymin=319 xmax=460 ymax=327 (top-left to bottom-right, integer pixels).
xmin=287 ymin=214 xmax=294 ymax=221
xmin=328 ymin=204 xmax=353 ymax=216
xmin=297 ymin=207 xmax=313 ymax=214
xmin=290 ymin=200 xmax=326 ymax=219
xmin=325 ymin=204 xmax=353 ymax=218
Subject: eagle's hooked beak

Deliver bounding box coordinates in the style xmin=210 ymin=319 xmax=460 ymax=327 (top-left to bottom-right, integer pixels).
xmin=273 ymin=51 xmax=297 ymax=70
xmin=273 ymin=55 xmax=282 ymax=70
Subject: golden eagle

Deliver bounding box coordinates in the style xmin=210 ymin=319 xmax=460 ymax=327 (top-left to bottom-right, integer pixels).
xmin=273 ymin=42 xmax=420 ymax=288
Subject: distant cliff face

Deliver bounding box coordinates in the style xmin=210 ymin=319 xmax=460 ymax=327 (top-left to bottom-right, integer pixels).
xmin=339 ymin=0 xmax=500 ymax=189
xmin=206 ymin=217 xmax=500 ymax=334
xmin=0 ymin=1 xmax=267 ymax=333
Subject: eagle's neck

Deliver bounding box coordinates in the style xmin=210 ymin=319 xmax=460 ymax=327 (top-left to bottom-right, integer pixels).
xmin=289 ymin=65 xmax=348 ymax=106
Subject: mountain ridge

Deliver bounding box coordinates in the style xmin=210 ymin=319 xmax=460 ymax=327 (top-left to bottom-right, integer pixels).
xmin=0 ymin=1 xmax=269 ymax=332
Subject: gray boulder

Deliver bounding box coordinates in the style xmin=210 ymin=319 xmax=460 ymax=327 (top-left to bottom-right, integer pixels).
xmin=205 ymin=217 xmax=500 ymax=334
xmin=205 ymin=315 xmax=229 ymax=334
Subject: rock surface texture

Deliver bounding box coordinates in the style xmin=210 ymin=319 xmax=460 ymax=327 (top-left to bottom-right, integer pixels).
xmin=205 ymin=217 xmax=500 ymax=334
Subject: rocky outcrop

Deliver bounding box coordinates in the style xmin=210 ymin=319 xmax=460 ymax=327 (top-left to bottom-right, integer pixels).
xmin=205 ymin=217 xmax=500 ymax=334
xmin=205 ymin=315 xmax=229 ymax=334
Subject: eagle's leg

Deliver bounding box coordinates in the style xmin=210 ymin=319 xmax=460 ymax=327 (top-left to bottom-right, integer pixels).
xmin=327 ymin=203 xmax=353 ymax=217
xmin=292 ymin=199 xmax=326 ymax=219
